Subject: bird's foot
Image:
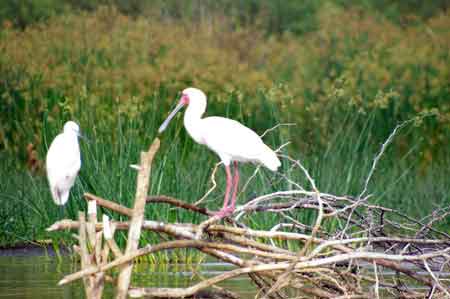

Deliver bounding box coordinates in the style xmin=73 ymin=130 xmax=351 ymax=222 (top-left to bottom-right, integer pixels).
xmin=213 ymin=207 xmax=234 ymax=218
xmin=212 ymin=210 xmax=228 ymax=218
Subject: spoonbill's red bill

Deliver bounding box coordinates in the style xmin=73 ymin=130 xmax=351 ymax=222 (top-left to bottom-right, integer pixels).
xmin=46 ymin=121 xmax=82 ymax=208
xmin=158 ymin=88 xmax=281 ymax=218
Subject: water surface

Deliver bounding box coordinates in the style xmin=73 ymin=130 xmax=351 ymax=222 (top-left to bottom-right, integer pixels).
xmin=0 ymin=252 xmax=255 ymax=298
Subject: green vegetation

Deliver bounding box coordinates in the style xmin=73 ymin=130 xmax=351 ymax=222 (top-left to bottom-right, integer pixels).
xmin=0 ymin=2 xmax=449 ymax=249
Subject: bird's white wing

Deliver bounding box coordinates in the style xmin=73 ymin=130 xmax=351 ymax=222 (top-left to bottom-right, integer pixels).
xmin=200 ymin=117 xmax=269 ymax=160
xmin=46 ymin=133 xmax=81 ymax=192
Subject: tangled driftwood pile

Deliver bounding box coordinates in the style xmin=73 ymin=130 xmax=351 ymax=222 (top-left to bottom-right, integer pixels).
xmin=48 ymin=129 xmax=450 ymax=298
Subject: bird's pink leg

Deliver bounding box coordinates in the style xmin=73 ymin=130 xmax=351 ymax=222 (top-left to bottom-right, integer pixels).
xmin=227 ymin=161 xmax=240 ymax=213
xmin=214 ymin=164 xmax=232 ymax=218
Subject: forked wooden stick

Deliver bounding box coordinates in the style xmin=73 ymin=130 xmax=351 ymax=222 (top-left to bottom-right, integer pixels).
xmin=116 ymin=137 xmax=160 ymax=299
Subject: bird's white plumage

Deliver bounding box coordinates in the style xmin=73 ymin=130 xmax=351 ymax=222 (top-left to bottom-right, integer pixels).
xmin=158 ymin=87 xmax=281 ymax=217
xmin=46 ymin=121 xmax=81 ymax=205
xmin=162 ymin=87 xmax=281 ymax=171
xmin=200 ymin=116 xmax=279 ymax=169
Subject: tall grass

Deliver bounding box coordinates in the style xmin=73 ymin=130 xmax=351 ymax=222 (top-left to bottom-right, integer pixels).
xmin=1 ymin=7 xmax=448 ymax=163
xmin=1 ymin=6 xmax=449 ymax=248
xmin=1 ymin=93 xmax=448 ymax=248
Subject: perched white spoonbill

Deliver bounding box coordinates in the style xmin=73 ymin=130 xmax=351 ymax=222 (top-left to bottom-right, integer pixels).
xmin=46 ymin=121 xmax=82 ymax=206
xmin=158 ymin=88 xmax=281 ymax=218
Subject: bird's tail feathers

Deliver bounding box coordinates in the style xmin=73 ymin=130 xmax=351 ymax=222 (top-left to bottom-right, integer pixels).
xmin=51 ymin=187 xmax=69 ymax=205
xmin=260 ymin=147 xmax=281 ymax=171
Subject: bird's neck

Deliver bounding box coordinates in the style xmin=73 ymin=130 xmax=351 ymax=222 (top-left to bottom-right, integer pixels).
xmin=183 ymin=105 xmax=205 ymax=144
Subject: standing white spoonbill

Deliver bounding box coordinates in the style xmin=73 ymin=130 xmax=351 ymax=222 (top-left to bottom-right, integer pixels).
xmin=158 ymin=88 xmax=281 ymax=218
xmin=46 ymin=121 xmax=82 ymax=206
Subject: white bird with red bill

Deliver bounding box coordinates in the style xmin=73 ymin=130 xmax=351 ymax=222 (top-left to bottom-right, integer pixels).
xmin=158 ymin=87 xmax=281 ymax=218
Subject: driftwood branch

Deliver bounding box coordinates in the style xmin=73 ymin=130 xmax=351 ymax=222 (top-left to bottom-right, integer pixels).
xmin=116 ymin=138 xmax=160 ymax=299
xmin=47 ymin=122 xmax=450 ymax=299
xmin=86 ymin=193 xmax=133 ymax=217
xmin=147 ymin=195 xmax=212 ymax=216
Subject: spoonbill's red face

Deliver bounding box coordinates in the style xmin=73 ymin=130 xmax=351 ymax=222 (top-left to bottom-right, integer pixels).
xmin=180 ymin=93 xmax=190 ymax=105
xmin=158 ymin=87 xmax=206 ymax=134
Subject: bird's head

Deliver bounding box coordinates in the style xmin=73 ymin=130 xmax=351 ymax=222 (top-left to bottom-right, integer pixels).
xmin=180 ymin=87 xmax=207 ymax=106
xmin=63 ymin=121 xmax=80 ymax=135
xmin=63 ymin=121 xmax=89 ymax=142
xmin=158 ymin=87 xmax=207 ymax=133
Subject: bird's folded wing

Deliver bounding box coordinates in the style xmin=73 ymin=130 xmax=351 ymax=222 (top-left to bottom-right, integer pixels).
xmin=201 ymin=117 xmax=268 ymax=159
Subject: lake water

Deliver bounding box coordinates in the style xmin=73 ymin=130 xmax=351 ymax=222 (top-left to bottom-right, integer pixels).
xmin=0 ymin=252 xmax=255 ymax=299
xmin=2 ymin=248 xmax=444 ymax=298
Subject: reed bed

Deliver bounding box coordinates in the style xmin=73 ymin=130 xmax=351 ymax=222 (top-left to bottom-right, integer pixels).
xmin=1 ymin=4 xmax=449 ymax=248
xmin=47 ymin=125 xmax=450 ymax=298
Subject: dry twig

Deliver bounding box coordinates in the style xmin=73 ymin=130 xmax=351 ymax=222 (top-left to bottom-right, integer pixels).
xmin=47 ymin=122 xmax=450 ymax=299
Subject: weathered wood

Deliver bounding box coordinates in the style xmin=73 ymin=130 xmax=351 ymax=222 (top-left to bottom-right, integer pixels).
xmin=129 ymin=288 xmax=239 ymax=299
xmin=47 ymin=219 xmax=197 ymax=239
xmin=116 ymin=138 xmax=160 ymax=299
xmin=75 ymin=206 xmax=107 ymax=299
xmin=58 ymin=239 xmax=255 ymax=286
xmin=48 ymin=122 xmax=450 ymax=298
xmin=195 ymin=215 xmax=221 ymax=239
xmin=86 ymin=200 xmax=101 ymax=264
xmin=125 ymin=261 xmax=336 ymax=298
xmin=147 ymin=195 xmax=212 ymax=216
xmin=85 ymin=193 xmax=133 ymax=217
xmin=48 ymin=219 xmax=450 ymax=246
xmin=103 ymin=215 xmax=123 ymax=258
xmin=59 ymin=235 xmax=450 ymax=289
xmin=78 ymin=212 xmax=92 ymax=297
xmin=101 ymin=216 xmax=116 ymax=266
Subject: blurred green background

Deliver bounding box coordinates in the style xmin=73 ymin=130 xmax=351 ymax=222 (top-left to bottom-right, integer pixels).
xmin=0 ymin=1 xmax=449 ymax=247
